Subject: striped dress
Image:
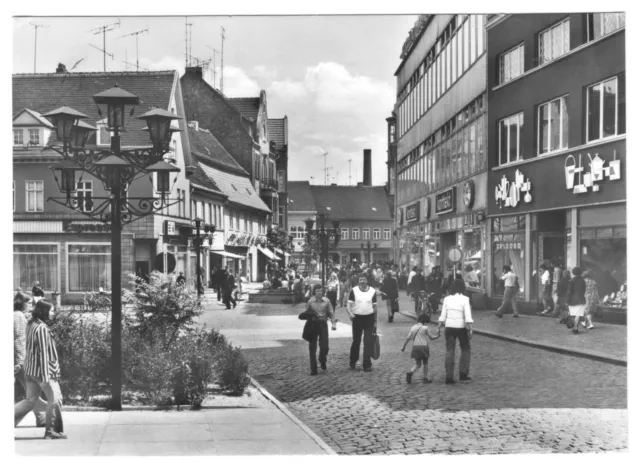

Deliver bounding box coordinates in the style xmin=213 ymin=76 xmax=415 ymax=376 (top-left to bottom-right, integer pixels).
xmin=24 ymin=320 xmax=60 ymax=382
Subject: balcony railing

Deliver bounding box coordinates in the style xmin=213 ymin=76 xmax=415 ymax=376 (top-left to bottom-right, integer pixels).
xmin=261 ymin=178 xmax=278 ymax=191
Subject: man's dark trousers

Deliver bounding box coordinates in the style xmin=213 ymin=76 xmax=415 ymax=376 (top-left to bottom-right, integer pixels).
xmin=350 ymin=314 xmax=375 ymax=369
xmin=309 ymin=321 xmax=329 ymax=373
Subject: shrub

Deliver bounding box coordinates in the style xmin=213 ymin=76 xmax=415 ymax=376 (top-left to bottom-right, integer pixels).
xmin=215 ymin=344 xmax=249 ymax=395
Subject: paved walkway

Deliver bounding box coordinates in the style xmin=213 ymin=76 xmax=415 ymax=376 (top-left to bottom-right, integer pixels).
xmin=14 ymin=383 xmax=332 ymax=456
xmin=395 ymin=295 xmax=626 ymax=364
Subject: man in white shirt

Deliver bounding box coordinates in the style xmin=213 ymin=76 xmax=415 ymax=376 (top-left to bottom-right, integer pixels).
xmin=438 ymin=279 xmax=474 ymax=384
xmin=407 ymin=266 xmax=417 ymax=297
xmin=496 ymin=265 xmax=519 ymax=318
xmin=539 ymin=264 xmax=554 ymax=315
xmin=347 ymin=273 xmax=378 ymax=372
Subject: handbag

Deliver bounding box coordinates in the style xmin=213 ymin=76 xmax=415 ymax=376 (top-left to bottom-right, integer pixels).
xmin=372 ymin=329 xmax=381 ymax=360
xmin=392 ymin=297 xmax=400 ymax=313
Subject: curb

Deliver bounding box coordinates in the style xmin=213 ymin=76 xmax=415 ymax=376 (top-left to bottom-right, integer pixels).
xmin=249 ymin=376 xmax=337 ymax=455
xmin=398 ymin=310 xmax=627 ymax=367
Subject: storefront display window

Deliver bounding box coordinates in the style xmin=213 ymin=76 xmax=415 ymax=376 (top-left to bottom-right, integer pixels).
xmin=462 ymin=229 xmax=482 ymax=288
xmin=14 ymin=244 xmax=59 ymax=292
xmin=492 ymin=233 xmax=525 ymax=296
xmin=579 ymin=228 xmax=626 ymax=297
xmin=68 ymin=244 xmax=111 ymax=292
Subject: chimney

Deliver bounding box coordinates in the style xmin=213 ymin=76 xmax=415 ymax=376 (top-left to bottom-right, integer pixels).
xmin=363 ymin=149 xmax=372 ymax=186
xmin=56 ymin=63 xmax=67 ymax=74
xmin=185 ymin=66 xmax=203 ymax=78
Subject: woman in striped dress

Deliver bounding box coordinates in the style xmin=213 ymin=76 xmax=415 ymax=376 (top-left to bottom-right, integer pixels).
xmin=14 ymin=300 xmax=66 ymax=439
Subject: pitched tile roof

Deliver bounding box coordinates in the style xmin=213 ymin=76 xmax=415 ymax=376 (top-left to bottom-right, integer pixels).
xmin=187 ymin=125 xmax=248 ymax=176
xmin=12 ymin=71 xmax=178 ymax=148
xmin=268 ymin=118 xmax=286 ymax=152
xmin=188 ymin=152 xmax=223 ymax=196
xmin=287 ymin=181 xmax=317 ymax=212
xmin=200 ymin=163 xmax=271 ymax=213
xmin=309 ymin=185 xmax=393 ymax=221
xmin=228 ymin=97 xmax=260 ymax=121
xmin=13 ymin=108 xmax=54 ymax=127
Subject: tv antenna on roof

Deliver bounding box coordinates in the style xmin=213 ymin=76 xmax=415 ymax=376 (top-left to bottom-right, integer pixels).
xmin=185 ymin=17 xmax=193 ymax=67
xmin=220 ymin=27 xmax=226 ymax=93
xmin=206 ymin=45 xmax=219 ymax=89
xmin=348 ymin=159 xmax=352 ymax=186
xmin=321 ymin=149 xmax=332 ymax=185
xmin=89 ymin=19 xmax=120 ymax=71
xmin=29 ymin=22 xmax=48 ymax=73
xmin=118 ymin=28 xmax=148 ymax=72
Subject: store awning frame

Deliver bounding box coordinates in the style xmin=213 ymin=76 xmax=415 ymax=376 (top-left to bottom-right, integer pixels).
xmin=211 ymin=250 xmax=246 ymax=260
xmin=258 ymin=245 xmax=281 ymax=261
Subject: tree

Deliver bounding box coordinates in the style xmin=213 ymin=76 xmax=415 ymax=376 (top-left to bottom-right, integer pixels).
xmin=301 ymin=233 xmax=322 ymax=270
xmin=266 ymin=226 xmax=294 ymax=253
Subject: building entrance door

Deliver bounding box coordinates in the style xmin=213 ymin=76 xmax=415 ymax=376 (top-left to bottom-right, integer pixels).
xmin=535 ymin=232 xmax=566 ymax=305
xmin=440 ymin=231 xmax=458 ymax=280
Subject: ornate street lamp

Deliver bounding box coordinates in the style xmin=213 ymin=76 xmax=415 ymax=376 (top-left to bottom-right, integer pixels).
xmin=305 ymin=214 xmax=340 ymax=293
xmin=189 ymin=217 xmax=216 ymax=297
xmin=44 ymin=84 xmax=183 ymax=411
xmin=361 ymin=240 xmax=378 ymax=266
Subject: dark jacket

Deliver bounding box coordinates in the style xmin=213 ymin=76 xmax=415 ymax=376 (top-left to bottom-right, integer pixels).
xmin=381 ymin=277 xmax=399 ymax=299
xmin=426 ymin=274 xmax=443 ymax=295
xmin=557 ymin=276 xmax=570 ymax=297
xmin=567 ymin=275 xmax=587 ymax=306
xmin=32 ymin=285 xmax=45 ymax=297
xmin=410 ymin=273 xmax=426 ymax=292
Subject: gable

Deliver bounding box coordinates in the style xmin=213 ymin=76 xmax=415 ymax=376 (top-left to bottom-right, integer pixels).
xmin=13 ymin=109 xmax=52 ymax=127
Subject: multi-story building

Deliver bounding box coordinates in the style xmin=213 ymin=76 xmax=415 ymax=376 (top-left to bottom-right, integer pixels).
xmin=288 ymin=150 xmax=394 ymax=269
xmin=394 ymin=15 xmax=489 ymax=292
xmin=186 ymin=122 xmax=272 ymax=282
xmin=13 ymin=68 xmax=193 ymax=303
xmin=485 ymin=13 xmax=626 ymax=311
xmin=269 ymin=116 xmax=289 ymax=229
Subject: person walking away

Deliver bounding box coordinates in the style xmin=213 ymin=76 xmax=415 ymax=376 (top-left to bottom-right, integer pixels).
xmin=215 ymin=268 xmax=227 ymax=302
xmin=14 ymin=300 xmax=66 ymax=439
xmin=339 ymin=272 xmax=349 ymax=308
xmin=438 ymin=279 xmax=474 ymax=384
xmin=555 ymin=270 xmax=571 ymax=324
xmin=347 ymin=273 xmax=378 ymax=372
xmin=326 ymin=272 xmax=340 ymax=311
xmin=426 ymin=267 xmax=443 ymax=313
xmin=222 ymin=272 xmax=237 ymax=309
xmin=410 ymin=268 xmax=427 ymax=315
xmin=539 ymin=264 xmax=554 ymax=315
xmin=381 ymin=270 xmax=400 ymax=323
xmin=581 ymin=271 xmax=599 ymax=330
xmin=401 ymin=313 xmax=440 ymax=383
xmin=305 ymin=284 xmax=337 ymax=375
xmin=566 ymin=267 xmax=587 ymax=334
xmin=407 ymin=266 xmax=417 ymax=297
xmin=552 ymin=261 xmax=562 ymax=315
xmin=495 ymin=265 xmax=519 ymax=318
xmin=14 ymin=292 xmax=47 ymax=427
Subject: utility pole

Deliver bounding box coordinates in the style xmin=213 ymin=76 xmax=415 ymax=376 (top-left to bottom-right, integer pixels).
xmin=207 ymin=45 xmax=219 ymax=89
xmin=89 ymin=19 xmax=120 ymax=72
xmin=119 ymin=28 xmax=148 ymax=72
xmin=30 ymin=22 xmax=48 ymax=73
xmin=220 ymin=27 xmax=226 ymax=93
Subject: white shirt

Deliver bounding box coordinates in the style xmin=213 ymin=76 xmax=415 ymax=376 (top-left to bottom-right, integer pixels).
xmin=407 ymin=270 xmax=417 ymax=285
xmin=438 ymin=294 xmax=474 ymax=328
xmin=541 ymin=270 xmax=550 ymax=285
xmin=348 ymin=286 xmax=377 ymax=315
xmin=501 ymin=271 xmax=517 ymax=287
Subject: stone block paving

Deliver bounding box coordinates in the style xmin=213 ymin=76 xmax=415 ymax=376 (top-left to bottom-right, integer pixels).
xmin=218 ymin=301 xmax=628 ymax=455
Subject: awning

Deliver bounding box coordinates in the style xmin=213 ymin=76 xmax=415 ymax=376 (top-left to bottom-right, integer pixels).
xmin=257 ymin=245 xmax=281 ymax=261
xmin=211 ymin=250 xmax=246 ymax=260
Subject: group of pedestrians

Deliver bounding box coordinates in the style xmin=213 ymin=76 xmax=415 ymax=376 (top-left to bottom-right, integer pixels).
xmin=14 ymin=290 xmax=66 ymax=439
xmin=211 ymin=266 xmax=240 ymax=309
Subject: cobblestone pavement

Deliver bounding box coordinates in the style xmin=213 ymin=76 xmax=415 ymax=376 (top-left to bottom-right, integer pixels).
xmin=199 ymin=298 xmax=627 ymax=455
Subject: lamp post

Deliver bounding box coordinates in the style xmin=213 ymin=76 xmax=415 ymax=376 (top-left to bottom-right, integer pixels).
xmin=361 ymin=240 xmax=378 ymax=266
xmin=190 ymin=217 xmax=216 ymax=296
xmin=44 ymin=84 xmax=183 ymax=411
xmin=305 ymin=214 xmax=340 ymax=293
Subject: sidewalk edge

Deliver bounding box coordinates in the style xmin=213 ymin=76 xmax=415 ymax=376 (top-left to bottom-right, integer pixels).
xmin=398 ymin=311 xmax=626 ymax=367
xmin=249 ymin=376 xmax=337 ymax=455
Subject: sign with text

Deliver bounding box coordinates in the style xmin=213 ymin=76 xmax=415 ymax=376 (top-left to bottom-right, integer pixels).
xmin=435 ymin=188 xmax=456 ymax=215
xmin=406 ymin=201 xmax=420 ymax=223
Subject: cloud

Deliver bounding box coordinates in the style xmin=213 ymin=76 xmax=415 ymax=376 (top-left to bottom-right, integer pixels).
xmin=253 ymin=65 xmax=278 ymax=81
xmin=222 ymin=66 xmax=261 ymax=97
xmin=146 ymin=56 xmax=185 ymax=75
xmin=268 ymin=79 xmax=308 ymax=101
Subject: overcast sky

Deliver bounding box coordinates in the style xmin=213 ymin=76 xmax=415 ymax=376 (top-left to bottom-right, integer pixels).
xmin=13 ymin=15 xmax=418 ymax=186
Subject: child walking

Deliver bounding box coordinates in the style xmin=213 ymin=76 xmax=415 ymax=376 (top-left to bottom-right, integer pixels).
xmin=401 ymin=314 xmax=440 ymax=383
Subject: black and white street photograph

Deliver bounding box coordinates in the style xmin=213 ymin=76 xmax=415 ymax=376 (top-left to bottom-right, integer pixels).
xmin=8 ymin=2 xmax=635 ymax=461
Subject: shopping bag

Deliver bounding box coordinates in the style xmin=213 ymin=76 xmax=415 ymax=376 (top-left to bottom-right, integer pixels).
xmin=372 ymin=330 xmax=381 ymax=360
xmin=392 ymin=297 xmax=400 ymax=313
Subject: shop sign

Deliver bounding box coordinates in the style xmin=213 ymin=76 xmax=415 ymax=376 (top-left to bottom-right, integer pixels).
xmin=495 ymin=169 xmax=532 ymax=209
xmin=565 ymin=151 xmax=621 ymax=194
xmin=463 ymin=180 xmax=475 ymax=209
xmin=448 ymin=247 xmax=463 ymax=262
xmin=435 ymin=188 xmax=456 ymax=214
xmin=494 ymin=241 xmax=523 ymax=251
xmin=406 ymin=201 xmax=420 ymax=223
xmin=165 ymin=220 xmax=176 ymax=236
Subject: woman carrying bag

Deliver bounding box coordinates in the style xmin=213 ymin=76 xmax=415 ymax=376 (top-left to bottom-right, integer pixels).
xmin=438 ymin=279 xmax=474 ymax=384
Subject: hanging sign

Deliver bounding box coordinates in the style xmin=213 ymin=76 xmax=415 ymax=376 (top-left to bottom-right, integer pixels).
xmin=406 ymin=201 xmax=420 ymax=223
xmin=435 ymin=188 xmax=456 ymax=214
xmin=495 ymin=169 xmax=532 ymax=209
xmin=565 ymin=151 xmax=621 ymax=194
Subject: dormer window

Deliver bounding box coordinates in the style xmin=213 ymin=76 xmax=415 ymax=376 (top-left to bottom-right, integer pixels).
xmin=96 ymin=120 xmax=111 ymax=147
xmin=14 ymin=129 xmax=23 ymax=145
xmin=28 ymin=129 xmax=40 ymax=145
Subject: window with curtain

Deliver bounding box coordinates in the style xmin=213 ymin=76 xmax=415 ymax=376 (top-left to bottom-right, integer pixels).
xmin=28 ymin=129 xmax=40 ymax=145
xmin=25 ymin=180 xmax=44 ymax=212
xmin=75 ymin=180 xmax=93 ymax=212
xmin=492 ymin=233 xmax=525 ymax=296
xmin=587 ymin=77 xmax=620 ymax=142
xmin=373 ymin=229 xmax=381 ymax=240
xmin=539 ymin=18 xmax=570 ymax=65
xmin=588 ymin=13 xmax=625 ymax=41
xmin=384 ymin=229 xmax=391 ymax=240
xmin=538 ymin=95 xmax=569 ymax=154
xmin=68 ymin=244 xmax=111 ymax=292
xmin=499 ymin=43 xmax=524 ymax=84
xmin=14 ymin=129 xmax=24 ymax=145
xmin=363 ymin=229 xmax=370 ymax=240
xmin=352 ymin=228 xmax=360 ymax=240
xmin=13 ymin=244 xmax=59 ymax=291
xmin=498 ymin=112 xmax=524 ymax=165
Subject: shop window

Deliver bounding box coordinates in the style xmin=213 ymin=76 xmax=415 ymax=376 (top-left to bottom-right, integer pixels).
xmin=13 ymin=244 xmax=59 ymax=292
xmin=498 ymin=43 xmax=524 ymax=84
xmin=579 ymin=237 xmax=626 ymax=296
xmin=67 ymin=244 xmax=111 ymax=292
xmin=492 ymin=215 xmax=526 ymax=233
xmin=538 ymin=96 xmax=569 ymax=155
xmin=587 ymin=13 xmax=625 ymax=41
xmin=492 ymin=233 xmax=525 ymax=296
xmin=587 ymin=77 xmax=621 ymax=142
xmin=538 ymin=18 xmax=570 ymax=65
xmin=498 ymin=112 xmax=524 ymax=165
xmin=463 ymin=229 xmax=483 ymax=288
